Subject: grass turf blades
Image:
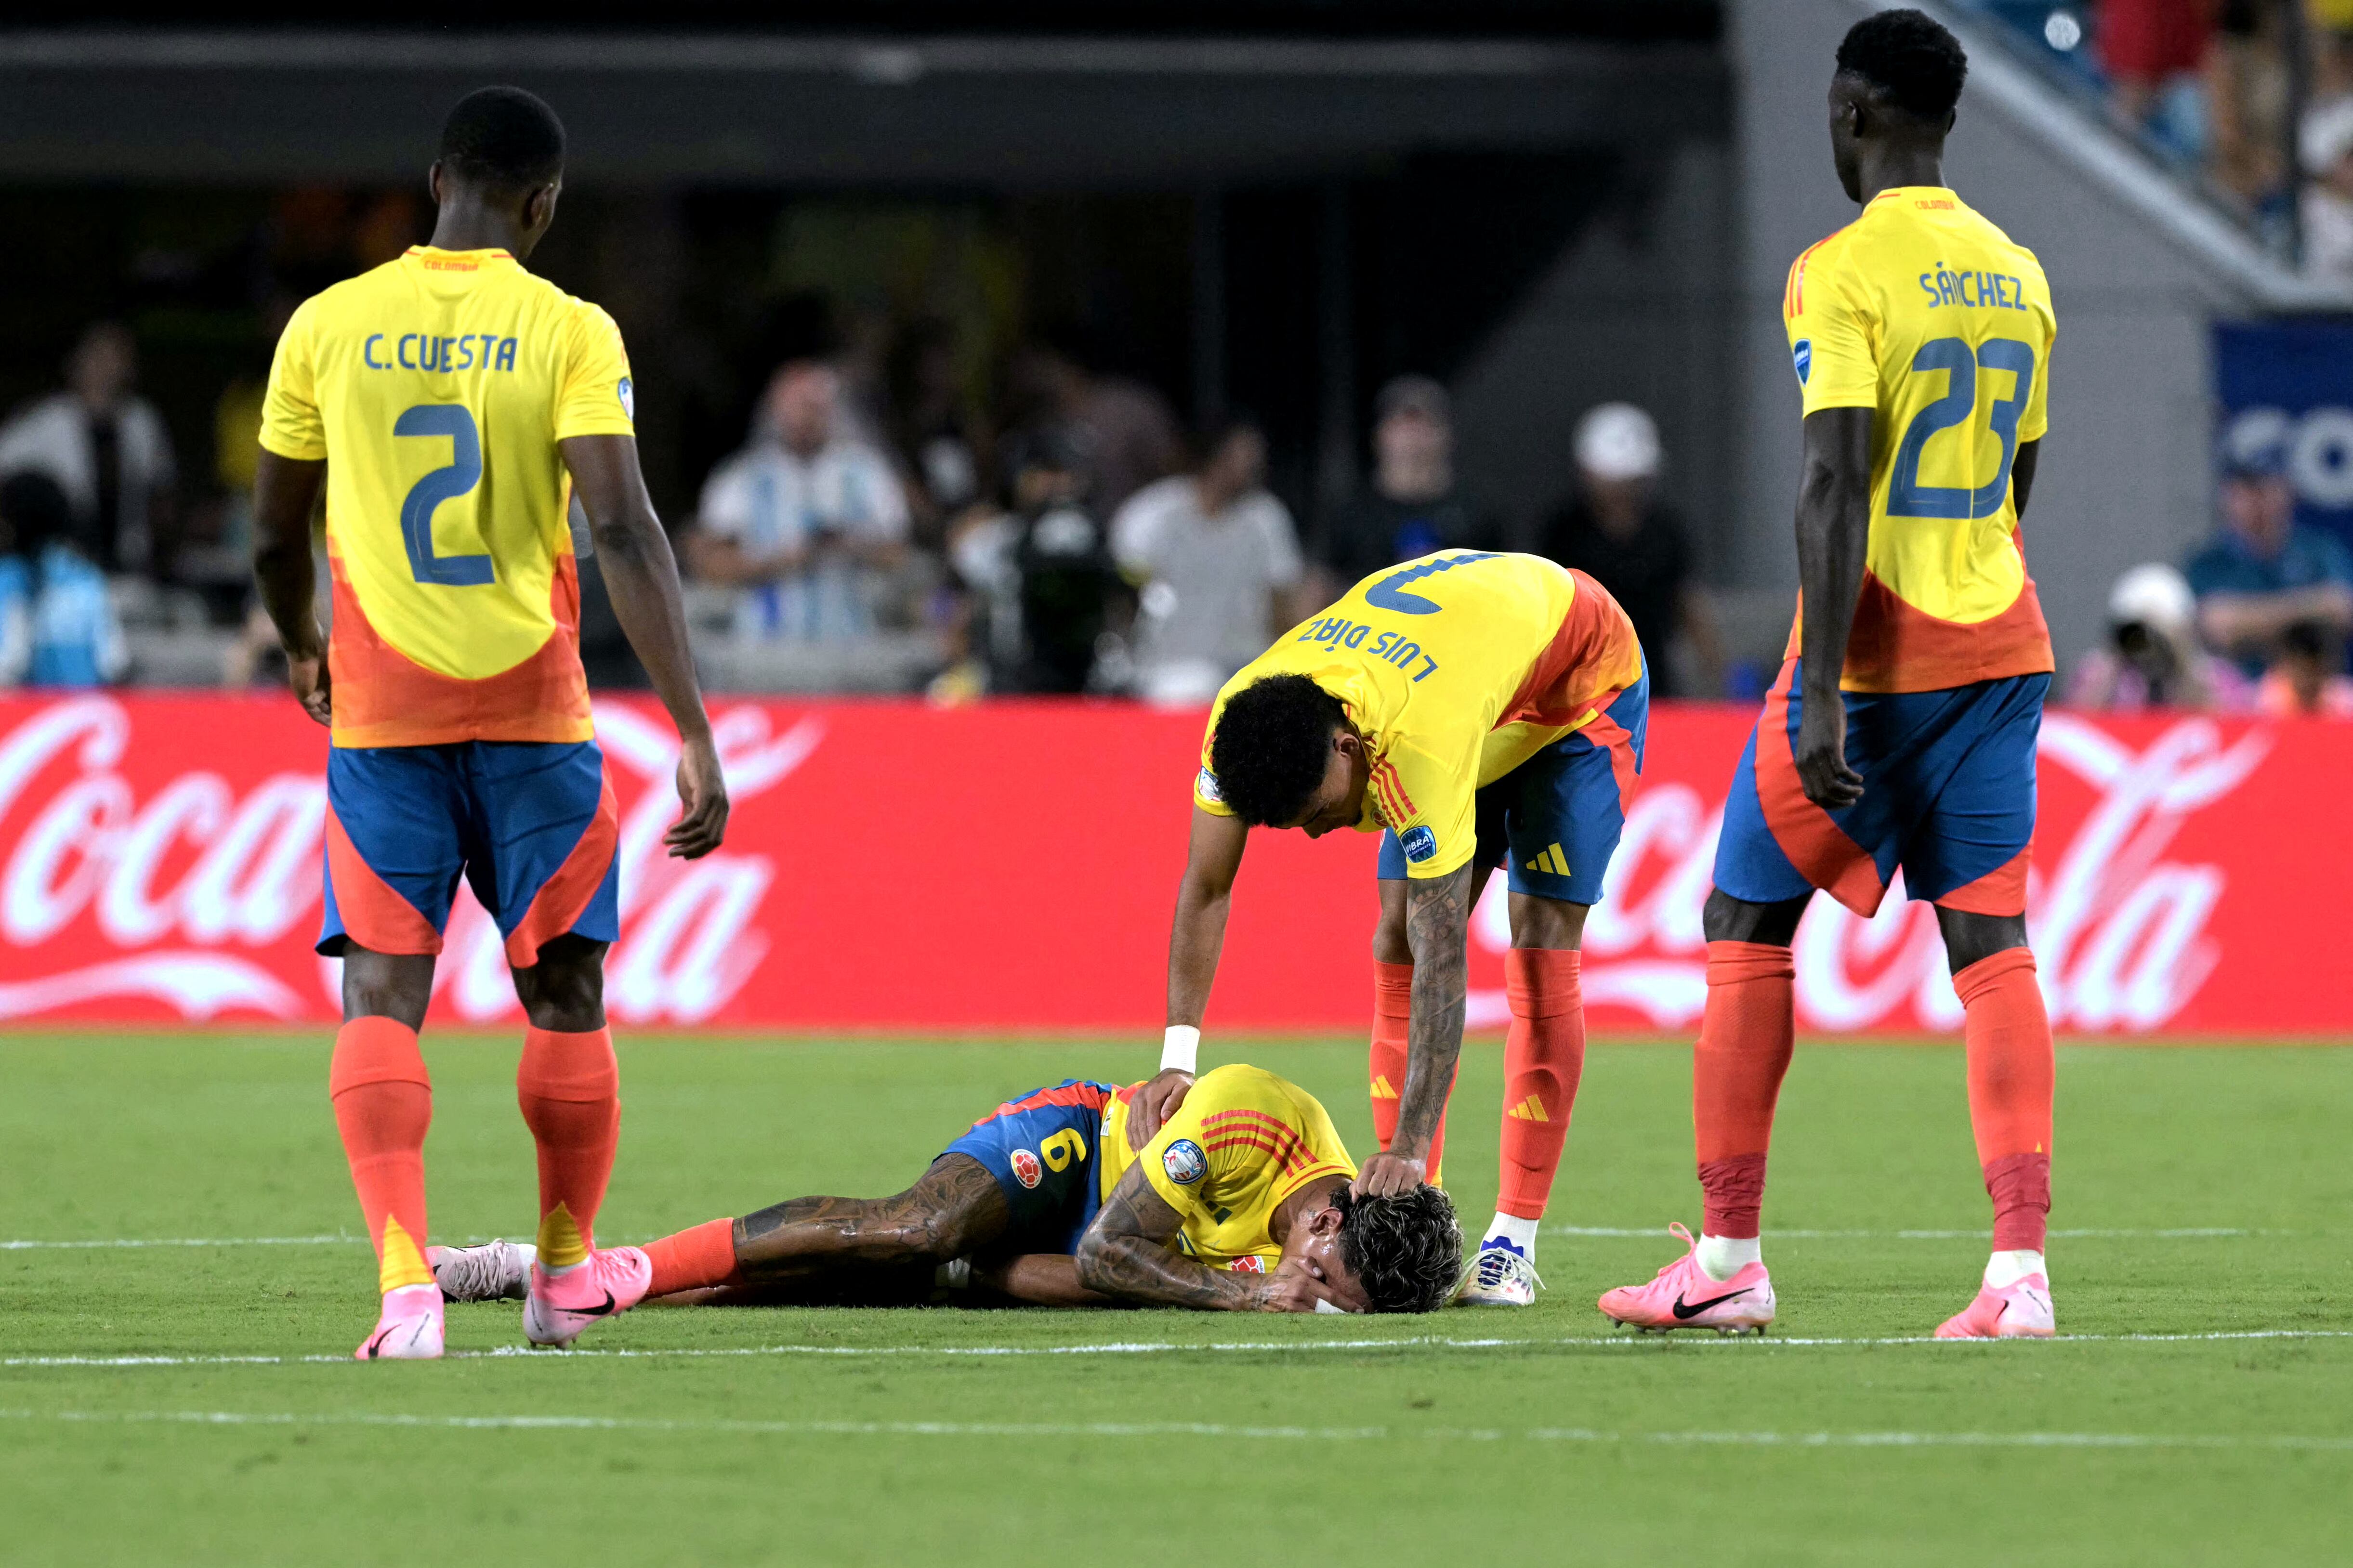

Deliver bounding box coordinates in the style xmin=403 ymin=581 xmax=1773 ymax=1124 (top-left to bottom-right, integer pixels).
xmin=2 ymin=1034 xmax=2349 ymax=1565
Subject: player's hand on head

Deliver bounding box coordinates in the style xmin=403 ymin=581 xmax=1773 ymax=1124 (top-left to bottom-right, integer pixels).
xmin=666 ymin=731 xmax=730 ymax=860
xmin=1258 ymin=1256 xmax=1341 ymax=1314
xmin=288 ymin=653 xmax=332 ymax=728
xmin=1794 ymin=704 xmax=1864 ymax=810
xmin=1351 ymin=1150 xmax=1425 ymax=1200
xmin=1127 ymin=1068 xmax=1194 ymax=1151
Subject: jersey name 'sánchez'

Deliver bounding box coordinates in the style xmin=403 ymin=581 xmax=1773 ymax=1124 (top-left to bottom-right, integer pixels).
xmin=1783 ymin=185 xmax=2057 ymax=693
xmin=1195 ymin=551 xmax=1643 ymax=881
xmin=1099 ymin=1065 xmax=1355 ymax=1271
xmin=259 ymin=246 xmax=637 ymax=748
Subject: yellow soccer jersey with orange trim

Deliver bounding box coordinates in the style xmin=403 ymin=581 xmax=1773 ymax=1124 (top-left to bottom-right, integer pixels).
xmin=1783 ymin=186 xmax=2057 ymax=693
xmin=259 ymin=246 xmax=636 ymax=745
xmin=1098 ymin=1065 xmax=1355 ymax=1271
xmin=1194 ymin=550 xmax=1643 ymax=881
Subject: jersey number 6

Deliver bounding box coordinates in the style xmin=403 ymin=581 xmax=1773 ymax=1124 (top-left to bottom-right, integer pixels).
xmin=394 ymin=404 xmax=496 ymax=586
xmin=1887 ymin=336 xmax=2037 ymax=522
xmin=1039 ymin=1128 xmax=1089 ymax=1172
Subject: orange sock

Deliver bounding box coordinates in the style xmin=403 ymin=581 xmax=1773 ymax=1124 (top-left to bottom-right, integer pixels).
xmin=1368 ymin=960 xmax=1450 ymax=1183
xmin=642 ymin=1217 xmax=742 ymax=1297
xmin=329 ymin=1017 xmax=434 ymax=1294
xmin=517 ymin=1026 xmax=621 ymax=1267
xmin=1497 ymin=948 xmax=1584 ymax=1220
xmin=1955 ymin=947 xmax=2054 ymax=1252
xmin=1692 ymin=940 xmax=1796 ymax=1240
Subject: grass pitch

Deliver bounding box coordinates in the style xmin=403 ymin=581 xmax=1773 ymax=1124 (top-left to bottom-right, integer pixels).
xmin=2 ymin=1032 xmax=2348 ymax=1566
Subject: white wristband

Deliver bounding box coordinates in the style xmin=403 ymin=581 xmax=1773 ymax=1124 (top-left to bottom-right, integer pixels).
xmin=1160 ymin=1025 xmax=1200 ymax=1074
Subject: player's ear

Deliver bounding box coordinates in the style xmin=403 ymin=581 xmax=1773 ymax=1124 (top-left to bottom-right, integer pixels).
xmin=526 ymin=181 xmax=561 ymax=233
xmin=427 ymin=160 xmax=446 ymax=206
xmin=1311 ymin=1202 xmax=1347 ymax=1237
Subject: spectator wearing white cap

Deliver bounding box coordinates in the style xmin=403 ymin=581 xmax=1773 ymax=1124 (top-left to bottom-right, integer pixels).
xmin=2302 ymin=94 xmax=2353 ymax=281
xmin=2066 ymin=562 xmax=2250 ymax=712
xmin=1532 ymin=402 xmax=1723 ymax=699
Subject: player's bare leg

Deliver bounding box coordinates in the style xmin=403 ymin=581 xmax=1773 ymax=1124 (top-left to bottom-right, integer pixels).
xmin=1461 ymin=893 xmax=1588 ymax=1307
xmin=1933 ymin=907 xmax=2057 ymax=1338
xmin=1598 ymin=888 xmax=1801 ymax=1332
xmin=596 ymin=1152 xmax=1106 ymax=1307
xmin=334 ymin=947 xmax=445 ymax=1359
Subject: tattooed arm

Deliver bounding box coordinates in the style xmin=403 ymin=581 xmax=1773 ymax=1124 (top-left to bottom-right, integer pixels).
xmin=1074 ymin=1164 xmax=1333 ymax=1312
xmin=1353 ymin=859 xmax=1476 ymax=1198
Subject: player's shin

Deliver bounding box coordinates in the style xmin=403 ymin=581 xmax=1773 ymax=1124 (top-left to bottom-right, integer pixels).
xmin=1692 ymin=940 xmax=1796 ymax=1281
xmin=329 ymin=1017 xmax=435 ymax=1294
xmin=1369 ymin=960 xmax=1450 ymax=1182
xmin=1491 ymin=948 xmax=1585 ymax=1254
xmin=517 ymin=1025 xmax=621 ymax=1266
xmin=1956 ymin=947 xmax=2054 ymax=1281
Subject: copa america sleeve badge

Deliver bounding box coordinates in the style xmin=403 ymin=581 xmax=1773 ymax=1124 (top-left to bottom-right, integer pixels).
xmin=1161 ymin=1138 xmax=1208 ymax=1185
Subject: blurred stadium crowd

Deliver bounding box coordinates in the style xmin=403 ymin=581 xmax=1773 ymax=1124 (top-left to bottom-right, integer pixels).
xmin=1977 ymin=0 xmax=2353 ymax=275
xmin=0 ymin=297 xmax=2344 ymax=717
xmin=2 ymin=1 xmax=2351 ymax=719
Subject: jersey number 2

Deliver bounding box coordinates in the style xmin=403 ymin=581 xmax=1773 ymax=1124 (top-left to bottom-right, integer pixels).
xmin=1887 ymin=337 xmax=2036 ymax=521
xmin=394 ymin=404 xmax=495 ymax=586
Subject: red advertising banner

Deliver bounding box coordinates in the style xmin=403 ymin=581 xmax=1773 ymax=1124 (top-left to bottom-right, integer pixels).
xmin=0 ymin=692 xmax=2339 ymax=1035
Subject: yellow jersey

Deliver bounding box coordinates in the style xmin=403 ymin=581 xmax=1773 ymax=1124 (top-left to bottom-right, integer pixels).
xmin=1195 ymin=551 xmax=1644 ymax=881
xmin=258 ymin=246 xmax=638 ymax=747
xmin=1100 ymin=1065 xmax=1355 ymax=1272
xmin=1783 ymin=185 xmax=2056 ymax=693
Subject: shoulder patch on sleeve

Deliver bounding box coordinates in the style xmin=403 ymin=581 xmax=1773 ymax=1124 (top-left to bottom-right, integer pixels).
xmin=1162 ymin=1139 xmax=1208 ymax=1185
xmin=1398 ymin=824 xmax=1438 ymax=863
xmin=1792 ymin=340 xmax=1812 ymax=385
xmin=1194 ymin=767 xmax=1222 ymax=805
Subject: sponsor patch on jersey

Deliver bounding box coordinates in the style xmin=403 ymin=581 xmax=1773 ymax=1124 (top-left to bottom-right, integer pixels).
xmin=1227 ymin=1255 xmax=1266 ymax=1273
xmin=1162 ymin=1138 xmax=1208 ymax=1185
xmin=1194 ymin=767 xmax=1223 ymax=805
xmin=1792 ymin=340 xmax=1812 ymax=385
xmin=1009 ymin=1148 xmax=1042 ymax=1189
xmin=617 ymin=375 xmax=635 ymax=419
xmin=1398 ymin=824 xmax=1438 ymax=863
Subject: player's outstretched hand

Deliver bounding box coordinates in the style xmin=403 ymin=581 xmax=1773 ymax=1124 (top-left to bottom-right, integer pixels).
xmin=666 ymin=731 xmax=730 ymax=860
xmin=1793 ymin=704 xmax=1864 ymax=811
xmin=1257 ymin=1255 xmax=1341 ymax=1313
xmin=1351 ymin=1150 xmax=1426 ymax=1200
xmin=288 ymin=653 xmax=332 ymax=729
xmin=1126 ymin=1068 xmax=1194 ymax=1151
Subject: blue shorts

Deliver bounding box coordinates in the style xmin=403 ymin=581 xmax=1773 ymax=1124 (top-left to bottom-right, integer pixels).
xmin=320 ymin=739 xmax=620 ymax=967
xmin=1713 ymin=658 xmax=2047 ymax=917
xmin=1377 ymin=666 xmax=1649 ymax=903
xmin=940 ymin=1080 xmax=1121 ymax=1254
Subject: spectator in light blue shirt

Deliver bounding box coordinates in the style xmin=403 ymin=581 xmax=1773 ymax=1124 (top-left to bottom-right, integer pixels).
xmin=687 ymin=360 xmax=911 ymax=645
xmin=2184 ymin=443 xmax=2353 ymax=678
xmin=0 ymin=470 xmax=127 ymax=689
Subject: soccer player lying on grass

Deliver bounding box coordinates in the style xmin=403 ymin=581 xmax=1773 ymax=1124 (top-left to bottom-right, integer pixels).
xmin=434 ymin=1064 xmax=1463 ymax=1315
xmin=1130 ymin=550 xmax=1647 ymax=1307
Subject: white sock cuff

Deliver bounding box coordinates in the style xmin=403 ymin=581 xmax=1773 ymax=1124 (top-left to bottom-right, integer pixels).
xmin=1985 ymin=1249 xmax=2047 ymax=1289
xmin=1483 ymin=1213 xmax=1540 ymax=1254
xmin=1696 ymin=1233 xmax=1762 ymax=1282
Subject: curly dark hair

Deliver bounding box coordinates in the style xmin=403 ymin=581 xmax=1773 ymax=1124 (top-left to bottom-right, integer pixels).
xmin=1334 ymin=1183 xmax=1463 ymax=1314
xmin=1836 ymin=8 xmax=1967 ymax=122
xmin=1206 ymin=674 xmax=1348 ymax=827
xmin=439 ymin=86 xmax=566 ymax=192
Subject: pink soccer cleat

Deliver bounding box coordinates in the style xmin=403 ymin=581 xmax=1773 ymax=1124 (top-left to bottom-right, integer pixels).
xmin=355 ymin=1283 xmax=446 ymax=1360
xmin=1597 ymin=1223 xmax=1775 ymax=1334
xmin=1935 ymin=1273 xmax=2055 ymax=1339
xmin=522 ymin=1246 xmax=653 ymax=1349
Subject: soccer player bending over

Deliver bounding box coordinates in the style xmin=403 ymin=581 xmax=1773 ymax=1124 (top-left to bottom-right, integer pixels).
xmin=252 ymin=88 xmax=726 ymax=1359
xmin=435 ymin=1064 xmax=1463 ymax=1315
xmin=1599 ymin=10 xmax=2060 ymax=1339
xmin=1129 ymin=550 xmax=1647 ymax=1307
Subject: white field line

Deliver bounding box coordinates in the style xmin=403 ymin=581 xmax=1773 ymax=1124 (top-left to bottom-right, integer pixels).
xmin=0 ymin=1226 xmax=2267 ymax=1251
xmin=12 ymin=1327 xmax=2352 ymax=1370
xmin=5 ymin=1407 xmax=2350 ymax=1453
xmin=1546 ymin=1227 xmax=2261 ymax=1240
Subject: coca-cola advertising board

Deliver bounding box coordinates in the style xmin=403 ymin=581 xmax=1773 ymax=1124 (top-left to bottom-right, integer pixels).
xmin=0 ymin=692 xmax=2338 ymax=1035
